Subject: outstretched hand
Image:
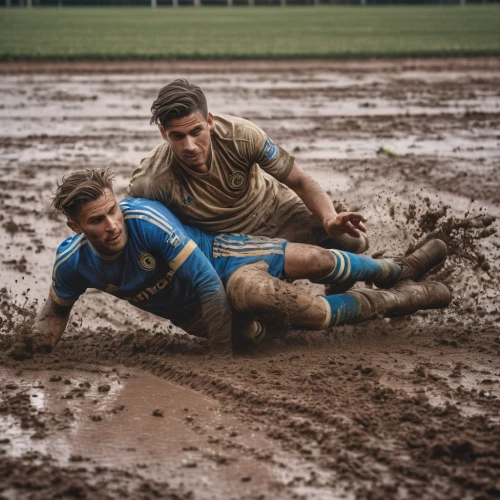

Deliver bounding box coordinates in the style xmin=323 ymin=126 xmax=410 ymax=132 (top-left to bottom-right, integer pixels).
xmin=324 ymin=212 xmax=367 ymax=238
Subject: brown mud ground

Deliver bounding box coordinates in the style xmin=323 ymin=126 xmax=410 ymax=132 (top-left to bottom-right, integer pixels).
xmin=1 ymin=58 xmax=500 ymax=499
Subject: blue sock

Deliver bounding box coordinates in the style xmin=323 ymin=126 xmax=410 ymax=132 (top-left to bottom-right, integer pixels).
xmin=323 ymin=293 xmax=361 ymax=326
xmin=315 ymin=250 xmax=399 ymax=286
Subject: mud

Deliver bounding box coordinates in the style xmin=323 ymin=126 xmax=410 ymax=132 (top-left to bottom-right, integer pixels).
xmin=1 ymin=59 xmax=500 ymax=499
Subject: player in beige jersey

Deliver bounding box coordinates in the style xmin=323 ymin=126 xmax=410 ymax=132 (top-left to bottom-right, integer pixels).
xmin=128 ymin=79 xmax=368 ymax=254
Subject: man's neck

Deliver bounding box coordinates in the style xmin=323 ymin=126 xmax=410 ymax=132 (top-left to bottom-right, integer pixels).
xmin=190 ymin=163 xmax=209 ymax=174
xmin=177 ymin=144 xmax=212 ymax=175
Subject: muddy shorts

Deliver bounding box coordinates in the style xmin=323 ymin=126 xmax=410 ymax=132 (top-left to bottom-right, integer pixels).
xmin=212 ymin=234 xmax=287 ymax=287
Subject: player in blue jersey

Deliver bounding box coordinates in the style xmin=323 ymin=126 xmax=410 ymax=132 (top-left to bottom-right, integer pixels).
xmin=32 ymin=168 xmax=451 ymax=354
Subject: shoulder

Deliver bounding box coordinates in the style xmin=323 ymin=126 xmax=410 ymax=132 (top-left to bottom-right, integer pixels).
xmin=55 ymin=233 xmax=88 ymax=262
xmin=138 ymin=142 xmax=177 ymax=179
xmin=129 ymin=142 xmax=177 ymax=200
xmin=120 ymin=198 xmax=181 ymax=236
xmin=53 ymin=234 xmax=88 ymax=277
xmin=120 ymin=197 xmax=175 ymax=217
xmin=213 ymin=114 xmax=265 ymax=142
xmin=141 ymin=141 xmax=172 ymax=165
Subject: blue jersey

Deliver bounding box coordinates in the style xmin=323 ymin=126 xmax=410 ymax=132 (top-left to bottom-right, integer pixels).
xmin=50 ymin=198 xmax=231 ymax=347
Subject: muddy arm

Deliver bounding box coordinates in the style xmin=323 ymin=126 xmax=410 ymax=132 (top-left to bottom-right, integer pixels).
xmin=282 ymin=162 xmax=366 ymax=238
xmin=32 ymin=295 xmax=73 ymax=352
xmin=176 ymin=250 xmax=233 ymax=355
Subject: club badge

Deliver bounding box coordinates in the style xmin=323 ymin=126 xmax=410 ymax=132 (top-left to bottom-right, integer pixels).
xmin=138 ymin=252 xmax=156 ymax=271
xmin=228 ymin=171 xmax=246 ymax=190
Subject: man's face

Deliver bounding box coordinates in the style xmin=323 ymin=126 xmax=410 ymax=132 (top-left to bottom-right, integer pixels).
xmin=68 ymin=189 xmax=126 ymax=256
xmin=159 ymin=111 xmax=214 ymax=171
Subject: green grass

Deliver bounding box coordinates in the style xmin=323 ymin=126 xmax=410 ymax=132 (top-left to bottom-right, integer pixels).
xmin=0 ymin=6 xmax=499 ymax=60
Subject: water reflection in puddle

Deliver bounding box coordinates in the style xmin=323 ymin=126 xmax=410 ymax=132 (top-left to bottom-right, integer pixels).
xmin=0 ymin=367 xmax=346 ymax=500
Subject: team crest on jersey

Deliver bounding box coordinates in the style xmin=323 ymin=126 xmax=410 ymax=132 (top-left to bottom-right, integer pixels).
xmin=106 ymin=284 xmax=120 ymax=294
xmin=228 ymin=172 xmax=246 ymax=190
xmin=138 ymin=252 xmax=156 ymax=271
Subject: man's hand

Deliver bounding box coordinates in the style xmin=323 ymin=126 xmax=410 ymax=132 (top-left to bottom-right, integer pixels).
xmin=282 ymin=164 xmax=368 ymax=241
xmin=27 ymin=295 xmax=73 ymax=354
xmin=323 ymin=212 xmax=367 ymax=238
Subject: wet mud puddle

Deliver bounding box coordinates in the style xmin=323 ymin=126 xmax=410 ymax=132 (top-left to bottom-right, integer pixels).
xmin=0 ymin=367 xmax=342 ymax=499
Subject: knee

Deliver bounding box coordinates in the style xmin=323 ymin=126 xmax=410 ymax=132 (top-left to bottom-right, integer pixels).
xmin=301 ymin=247 xmax=336 ymax=280
xmin=227 ymin=264 xmax=275 ymax=314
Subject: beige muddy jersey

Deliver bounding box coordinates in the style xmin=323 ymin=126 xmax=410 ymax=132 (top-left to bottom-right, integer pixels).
xmin=127 ymin=114 xmax=300 ymax=235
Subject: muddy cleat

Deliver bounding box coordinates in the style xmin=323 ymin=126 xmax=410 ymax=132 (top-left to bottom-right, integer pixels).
xmin=347 ymin=280 xmax=451 ymax=322
xmin=374 ymin=239 xmax=448 ymax=289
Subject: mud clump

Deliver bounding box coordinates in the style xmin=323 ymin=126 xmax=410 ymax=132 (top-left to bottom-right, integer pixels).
xmin=407 ymin=204 xmax=496 ymax=264
xmin=0 ymin=452 xmax=192 ymax=500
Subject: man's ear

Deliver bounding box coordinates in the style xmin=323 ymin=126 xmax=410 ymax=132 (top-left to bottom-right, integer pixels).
xmin=207 ymin=112 xmax=214 ymax=131
xmin=67 ymin=219 xmax=82 ymax=234
xmin=159 ymin=125 xmax=168 ymax=141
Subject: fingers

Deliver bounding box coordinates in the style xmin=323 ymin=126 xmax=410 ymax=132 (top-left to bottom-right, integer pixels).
xmin=343 ymin=212 xmax=366 ymax=224
xmin=345 ymin=221 xmax=361 ymax=238
xmin=325 ymin=212 xmax=368 ymax=237
xmin=342 ymin=213 xmax=367 ymax=236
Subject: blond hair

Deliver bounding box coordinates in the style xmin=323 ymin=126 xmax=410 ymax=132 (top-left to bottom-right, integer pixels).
xmin=52 ymin=168 xmax=115 ymax=220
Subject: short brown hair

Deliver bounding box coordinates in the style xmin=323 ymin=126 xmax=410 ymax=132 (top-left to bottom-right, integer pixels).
xmin=52 ymin=168 xmax=115 ymax=220
xmin=150 ymin=79 xmax=208 ymax=127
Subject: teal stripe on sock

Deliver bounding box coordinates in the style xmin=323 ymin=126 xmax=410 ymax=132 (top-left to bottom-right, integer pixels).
xmin=317 ymin=251 xmax=392 ymax=285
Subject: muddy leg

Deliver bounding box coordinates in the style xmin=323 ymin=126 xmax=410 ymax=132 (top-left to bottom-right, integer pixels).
xmin=283 ymin=243 xmax=400 ymax=286
xmin=227 ymin=261 xmax=331 ymax=330
xmin=227 ymin=262 xmax=451 ymax=333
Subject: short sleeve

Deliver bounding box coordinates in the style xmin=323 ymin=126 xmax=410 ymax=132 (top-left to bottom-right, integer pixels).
xmin=240 ymin=119 xmax=295 ymax=182
xmin=127 ymin=143 xmax=172 ymax=205
xmin=50 ymin=255 xmax=88 ymax=307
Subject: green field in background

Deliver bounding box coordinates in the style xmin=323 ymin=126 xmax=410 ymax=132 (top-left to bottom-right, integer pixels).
xmin=0 ymin=6 xmax=499 ymax=60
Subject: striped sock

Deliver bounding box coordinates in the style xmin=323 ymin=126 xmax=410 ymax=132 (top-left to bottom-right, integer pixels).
xmin=315 ymin=250 xmax=400 ymax=286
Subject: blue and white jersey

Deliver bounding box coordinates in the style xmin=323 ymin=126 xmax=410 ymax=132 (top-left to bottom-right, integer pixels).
xmin=50 ymin=198 xmax=226 ymax=335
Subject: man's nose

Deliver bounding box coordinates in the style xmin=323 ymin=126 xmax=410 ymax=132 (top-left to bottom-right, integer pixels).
xmin=183 ymin=135 xmax=195 ymax=151
xmin=104 ymin=216 xmax=117 ymax=231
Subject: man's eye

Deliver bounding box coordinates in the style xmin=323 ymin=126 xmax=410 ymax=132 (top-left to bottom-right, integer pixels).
xmin=192 ymin=130 xmax=201 ymax=136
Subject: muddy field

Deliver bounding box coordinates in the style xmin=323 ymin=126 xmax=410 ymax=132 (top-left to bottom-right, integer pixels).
xmin=1 ymin=58 xmax=500 ymax=499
